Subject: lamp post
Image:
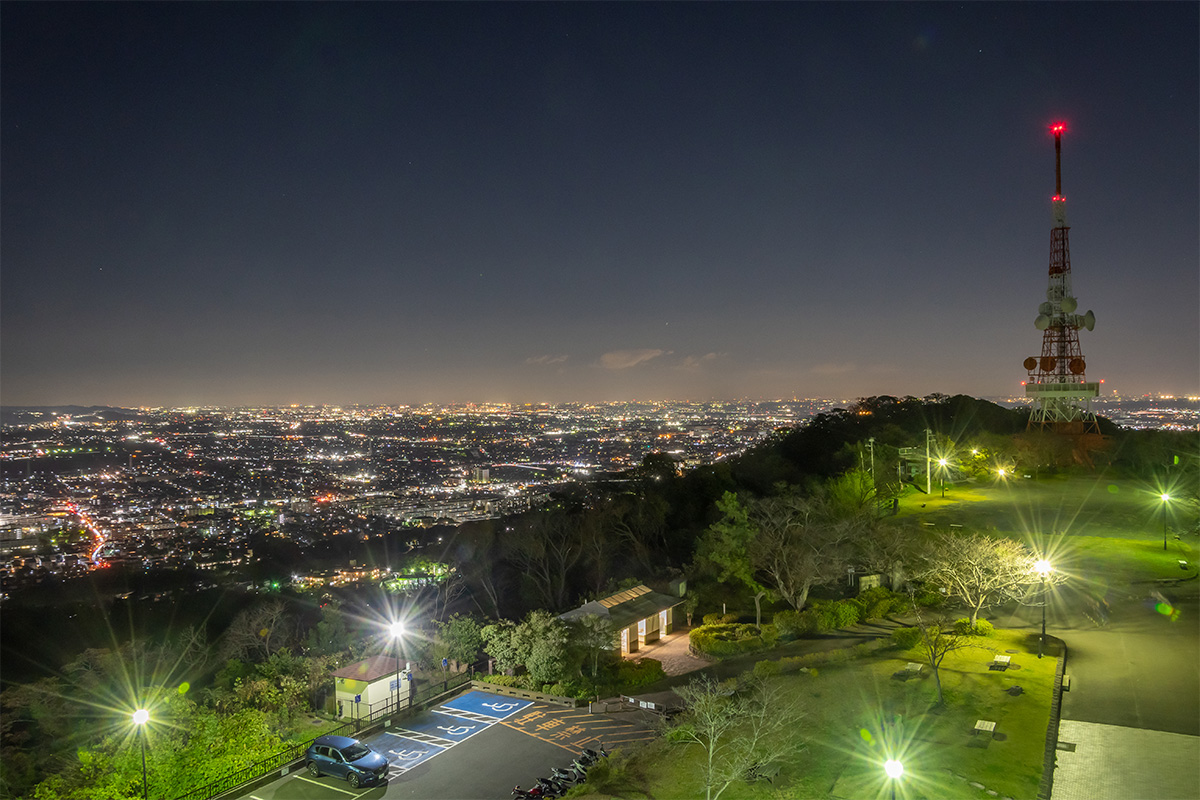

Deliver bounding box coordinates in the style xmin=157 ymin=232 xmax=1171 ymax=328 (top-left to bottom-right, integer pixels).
xmin=884 ymin=759 xmax=903 ymax=800
xmin=1160 ymin=494 xmax=1170 ymax=551
xmin=1034 ymin=559 xmax=1052 ymax=658
xmin=389 ymin=621 xmax=405 ymax=714
xmin=937 ymin=458 xmax=948 ymax=498
xmin=131 ymin=708 xmax=149 ymax=800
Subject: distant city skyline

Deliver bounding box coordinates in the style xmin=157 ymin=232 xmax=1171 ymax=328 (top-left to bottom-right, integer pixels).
xmin=3 ymin=3 xmax=1197 ymax=406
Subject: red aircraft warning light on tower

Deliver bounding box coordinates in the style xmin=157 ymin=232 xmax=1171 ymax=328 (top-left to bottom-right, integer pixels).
xmin=1023 ymin=123 xmax=1100 ymax=435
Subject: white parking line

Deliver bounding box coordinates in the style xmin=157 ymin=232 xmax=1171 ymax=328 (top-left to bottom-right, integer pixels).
xmin=292 ymin=775 xmax=365 ymax=797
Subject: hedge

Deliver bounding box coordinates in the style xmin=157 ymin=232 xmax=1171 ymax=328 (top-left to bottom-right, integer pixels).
xmin=689 ymin=623 xmax=778 ymax=659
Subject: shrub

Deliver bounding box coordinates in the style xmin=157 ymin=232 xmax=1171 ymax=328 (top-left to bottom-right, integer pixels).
xmin=773 ymin=610 xmax=806 ymax=640
xmin=855 ymin=587 xmax=900 ymax=620
xmin=913 ymin=589 xmax=946 ymax=608
xmin=689 ymin=624 xmax=772 ymax=659
xmin=702 ymin=613 xmax=723 ymax=625
xmin=809 ymin=599 xmax=862 ymax=631
xmin=891 ymin=626 xmax=922 ymax=650
xmin=753 ymin=659 xmax=782 ymax=678
xmin=479 ymin=673 xmax=534 ymax=689
xmin=760 ymin=624 xmax=780 ymax=648
xmin=612 ymin=657 xmax=665 ymax=691
xmin=953 ymin=618 xmax=994 ymax=636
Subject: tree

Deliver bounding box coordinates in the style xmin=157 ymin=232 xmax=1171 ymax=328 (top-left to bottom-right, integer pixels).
xmin=520 ymin=610 xmax=571 ymax=685
xmin=910 ymin=610 xmax=975 ymax=705
xmin=699 ymin=492 xmax=770 ymax=627
xmin=504 ymin=508 xmax=583 ymax=610
xmin=913 ymin=532 xmax=1037 ymax=625
xmin=569 ymin=614 xmax=616 ymax=680
xmin=746 ymin=491 xmax=857 ymax=612
xmin=702 ymin=488 xmax=861 ymax=621
xmin=450 ymin=520 xmax=505 ymax=618
xmin=481 ymin=611 xmax=570 ymax=684
xmin=435 ymin=614 xmax=484 ymax=668
xmin=480 ymin=618 xmax=522 ymax=674
xmin=670 ymin=675 xmax=803 ymax=800
xmin=220 ymin=600 xmax=293 ymax=662
xmin=304 ymin=601 xmax=354 ymax=656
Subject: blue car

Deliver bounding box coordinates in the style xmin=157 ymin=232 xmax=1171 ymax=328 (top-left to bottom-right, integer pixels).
xmin=304 ymin=734 xmax=390 ymax=788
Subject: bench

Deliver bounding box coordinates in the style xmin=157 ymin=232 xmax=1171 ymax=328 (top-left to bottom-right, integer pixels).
xmin=989 ymin=654 xmax=1011 ymax=671
xmin=745 ymin=762 xmax=781 ymax=784
xmin=974 ymin=719 xmax=997 ymax=735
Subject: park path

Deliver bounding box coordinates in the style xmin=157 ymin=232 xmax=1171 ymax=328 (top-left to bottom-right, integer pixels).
xmin=996 ymin=580 xmax=1200 ymax=800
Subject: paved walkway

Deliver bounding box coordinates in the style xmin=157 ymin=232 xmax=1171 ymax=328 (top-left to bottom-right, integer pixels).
xmin=1052 ymin=720 xmax=1200 ymax=800
xmin=626 ymin=627 xmax=711 ymax=676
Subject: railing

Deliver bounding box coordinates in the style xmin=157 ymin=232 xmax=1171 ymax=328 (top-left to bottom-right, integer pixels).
xmin=171 ymin=671 xmax=472 ymax=800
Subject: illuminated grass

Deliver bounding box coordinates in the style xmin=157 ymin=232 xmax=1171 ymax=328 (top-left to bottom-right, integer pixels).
xmin=894 ymin=476 xmax=1197 ymax=587
xmin=568 ymin=629 xmax=1055 ymax=800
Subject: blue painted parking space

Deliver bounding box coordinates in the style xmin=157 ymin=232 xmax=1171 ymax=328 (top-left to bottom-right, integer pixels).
xmin=439 ymin=691 xmax=532 ymax=720
xmin=375 ymin=733 xmax=446 ymax=770
xmin=398 ymin=710 xmax=487 ymax=743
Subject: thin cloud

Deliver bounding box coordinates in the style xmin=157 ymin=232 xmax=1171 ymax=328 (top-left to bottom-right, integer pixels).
xmin=599 ymin=349 xmax=669 ymax=369
xmin=525 ymin=354 xmax=569 ymax=365
xmin=678 ymin=352 xmax=722 ymax=370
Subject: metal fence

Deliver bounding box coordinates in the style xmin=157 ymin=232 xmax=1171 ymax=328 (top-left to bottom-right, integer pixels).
xmin=170 ymin=671 xmax=472 ymax=800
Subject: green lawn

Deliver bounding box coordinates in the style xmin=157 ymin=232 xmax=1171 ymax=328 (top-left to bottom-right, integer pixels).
xmin=572 ymin=629 xmax=1055 ymax=800
xmin=894 ymin=476 xmax=1198 ymax=588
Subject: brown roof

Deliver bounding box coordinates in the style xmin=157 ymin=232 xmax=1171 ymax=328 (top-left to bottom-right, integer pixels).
xmin=331 ymin=656 xmax=404 ymax=682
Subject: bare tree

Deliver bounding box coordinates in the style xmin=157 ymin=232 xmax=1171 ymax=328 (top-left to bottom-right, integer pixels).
xmin=504 ymin=508 xmax=582 ymax=609
xmin=913 ymin=532 xmax=1037 ymax=625
xmin=910 ymin=607 xmax=975 ymax=705
xmin=748 ymin=493 xmax=857 ymax=611
xmin=612 ymin=493 xmax=669 ymax=576
xmin=855 ymin=523 xmax=917 ymax=590
xmin=220 ymin=600 xmax=293 ymax=662
xmin=580 ymin=500 xmax=619 ymax=596
xmin=450 ymin=520 xmax=504 ymax=618
xmin=671 ymin=675 xmax=803 ymax=800
xmin=427 ymin=570 xmax=466 ymax=623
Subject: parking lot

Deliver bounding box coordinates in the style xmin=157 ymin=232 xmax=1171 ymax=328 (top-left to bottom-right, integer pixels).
xmin=238 ymin=690 xmax=656 ymax=799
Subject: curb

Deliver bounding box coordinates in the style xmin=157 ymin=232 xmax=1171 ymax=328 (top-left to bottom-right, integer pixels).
xmin=1037 ymin=636 xmax=1068 ymax=800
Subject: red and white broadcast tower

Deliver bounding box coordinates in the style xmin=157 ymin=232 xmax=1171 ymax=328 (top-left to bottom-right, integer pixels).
xmin=1023 ymin=123 xmax=1099 ymax=434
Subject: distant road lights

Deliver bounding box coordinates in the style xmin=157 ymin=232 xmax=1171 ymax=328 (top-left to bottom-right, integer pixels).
xmin=131 ymin=708 xmax=149 ymax=800
xmin=884 ymin=759 xmax=904 ymax=800
xmin=1034 ymin=559 xmax=1053 ymax=658
xmin=1160 ymin=493 xmax=1171 ymax=551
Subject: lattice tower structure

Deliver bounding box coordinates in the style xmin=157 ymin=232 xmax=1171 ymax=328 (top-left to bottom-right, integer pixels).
xmin=1024 ymin=124 xmax=1099 ymax=435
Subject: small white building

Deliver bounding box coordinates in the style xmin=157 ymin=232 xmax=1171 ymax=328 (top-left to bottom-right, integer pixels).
xmin=331 ymin=656 xmax=413 ymax=720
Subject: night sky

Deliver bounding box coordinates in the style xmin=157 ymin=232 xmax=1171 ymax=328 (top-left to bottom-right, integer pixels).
xmin=3 ymin=3 xmax=1197 ymax=407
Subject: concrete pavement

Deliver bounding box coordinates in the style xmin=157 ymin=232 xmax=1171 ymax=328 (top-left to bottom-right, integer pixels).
xmin=995 ymin=580 xmax=1200 ymax=799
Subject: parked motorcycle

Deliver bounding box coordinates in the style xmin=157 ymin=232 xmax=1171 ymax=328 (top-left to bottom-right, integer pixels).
xmin=579 ymin=745 xmax=609 ymax=766
xmin=553 ymin=765 xmax=584 ymax=785
xmin=535 ymin=777 xmax=566 ymax=797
